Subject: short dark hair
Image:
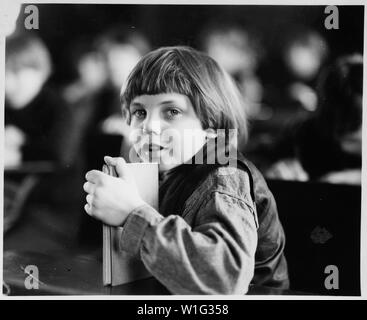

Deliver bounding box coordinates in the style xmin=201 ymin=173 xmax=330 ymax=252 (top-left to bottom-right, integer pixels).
xmin=121 ymin=46 xmax=248 ymax=143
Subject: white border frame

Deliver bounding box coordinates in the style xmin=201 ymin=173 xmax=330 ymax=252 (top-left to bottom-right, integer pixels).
xmin=0 ymin=0 xmax=366 ymax=301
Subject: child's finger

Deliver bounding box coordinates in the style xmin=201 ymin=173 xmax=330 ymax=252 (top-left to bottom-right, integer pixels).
xmin=85 ymin=170 xmax=105 ymax=184
xmin=104 ymin=156 xmax=117 ymax=166
xmin=104 ymin=155 xmax=126 ymax=167
xmin=104 ymin=156 xmax=131 ymax=180
xmin=83 ymin=181 xmax=94 ymax=194
xmin=84 ymin=203 xmax=92 ymax=216
xmin=86 ymin=194 xmax=93 ymax=205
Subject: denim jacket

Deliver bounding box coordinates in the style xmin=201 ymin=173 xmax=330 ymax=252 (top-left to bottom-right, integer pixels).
xmin=120 ymin=145 xmax=289 ymax=294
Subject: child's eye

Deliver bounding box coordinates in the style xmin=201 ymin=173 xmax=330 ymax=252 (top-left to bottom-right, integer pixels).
xmin=132 ymin=109 xmax=146 ymax=119
xmin=166 ymin=108 xmax=182 ymax=119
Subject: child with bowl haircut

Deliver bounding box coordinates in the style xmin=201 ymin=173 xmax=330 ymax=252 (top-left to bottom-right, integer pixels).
xmin=84 ymin=46 xmax=288 ymax=294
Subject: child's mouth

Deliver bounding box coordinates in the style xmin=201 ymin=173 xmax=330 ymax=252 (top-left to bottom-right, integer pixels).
xmin=141 ymin=143 xmax=168 ymax=155
xmin=148 ymin=143 xmax=164 ymax=152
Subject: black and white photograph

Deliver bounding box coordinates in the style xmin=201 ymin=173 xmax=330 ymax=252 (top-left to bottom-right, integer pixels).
xmin=1 ymin=1 xmax=365 ymax=300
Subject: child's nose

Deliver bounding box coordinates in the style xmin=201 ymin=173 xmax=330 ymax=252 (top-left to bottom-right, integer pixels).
xmin=142 ymin=117 xmax=162 ymax=135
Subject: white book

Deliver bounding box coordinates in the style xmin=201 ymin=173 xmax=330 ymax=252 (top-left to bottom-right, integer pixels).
xmin=102 ymin=163 xmax=159 ymax=286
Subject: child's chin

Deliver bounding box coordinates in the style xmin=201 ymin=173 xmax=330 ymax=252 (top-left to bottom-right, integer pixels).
xmin=158 ymin=162 xmax=181 ymax=172
xmin=137 ymin=150 xmax=184 ymax=170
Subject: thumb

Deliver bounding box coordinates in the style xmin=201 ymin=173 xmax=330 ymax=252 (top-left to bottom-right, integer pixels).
xmin=104 ymin=156 xmax=132 ymax=181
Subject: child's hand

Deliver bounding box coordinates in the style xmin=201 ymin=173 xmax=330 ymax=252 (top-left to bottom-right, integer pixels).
xmin=83 ymin=156 xmax=146 ymax=226
xmin=5 ymin=125 xmax=25 ymax=148
xmin=4 ymin=125 xmax=25 ymax=168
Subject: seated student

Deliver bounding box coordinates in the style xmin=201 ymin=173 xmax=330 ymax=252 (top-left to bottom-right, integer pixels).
xmin=266 ymin=54 xmax=363 ymax=185
xmin=5 ymin=32 xmax=73 ymax=169
xmin=83 ymin=47 xmax=289 ymax=294
xmin=198 ymin=23 xmax=264 ymax=120
xmin=4 ymin=32 xmax=75 ymax=232
xmin=282 ymin=27 xmax=329 ymax=113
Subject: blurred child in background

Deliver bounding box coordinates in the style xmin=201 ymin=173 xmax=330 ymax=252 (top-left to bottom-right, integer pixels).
xmin=253 ymin=27 xmax=330 ymax=173
xmin=283 ymin=28 xmax=329 ymax=113
xmin=199 ymin=23 xmax=264 ymax=121
xmin=4 ymin=32 xmax=74 ymax=231
xmin=5 ymin=32 xmax=73 ymax=168
xmin=266 ymin=54 xmax=363 ymax=185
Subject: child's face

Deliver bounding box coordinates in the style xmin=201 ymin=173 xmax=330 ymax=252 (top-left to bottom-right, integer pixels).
xmin=5 ymin=67 xmax=45 ymax=109
xmin=129 ymin=93 xmax=210 ymax=172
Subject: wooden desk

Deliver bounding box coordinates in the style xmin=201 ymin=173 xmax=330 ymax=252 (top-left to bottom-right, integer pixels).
xmin=3 ymin=251 xmax=308 ymax=296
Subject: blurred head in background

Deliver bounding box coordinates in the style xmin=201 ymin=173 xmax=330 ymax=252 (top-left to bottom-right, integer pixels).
xmin=97 ymin=26 xmax=150 ymax=91
xmin=283 ymin=28 xmax=329 ymax=82
xmin=199 ymin=23 xmax=261 ymax=78
xmin=5 ymin=32 xmax=52 ymax=109
xmin=198 ymin=23 xmax=264 ymax=119
xmin=72 ymin=38 xmax=108 ymax=91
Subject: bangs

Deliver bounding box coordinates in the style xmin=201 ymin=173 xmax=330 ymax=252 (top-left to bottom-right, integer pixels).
xmin=122 ymin=48 xmax=195 ymax=108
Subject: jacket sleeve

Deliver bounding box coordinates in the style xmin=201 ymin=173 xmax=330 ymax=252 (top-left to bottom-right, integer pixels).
xmin=119 ymin=191 xmax=258 ymax=295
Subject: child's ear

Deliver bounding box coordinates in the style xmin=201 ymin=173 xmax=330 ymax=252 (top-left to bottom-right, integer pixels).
xmin=205 ymin=128 xmax=217 ymax=139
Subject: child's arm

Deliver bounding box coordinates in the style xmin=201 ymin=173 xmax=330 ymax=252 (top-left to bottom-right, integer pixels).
xmin=84 ymin=157 xmax=258 ymax=294
xmin=120 ymin=189 xmax=258 ymax=295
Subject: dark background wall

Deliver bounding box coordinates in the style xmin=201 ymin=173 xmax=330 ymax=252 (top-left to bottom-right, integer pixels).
xmin=14 ymin=4 xmax=364 ymax=86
